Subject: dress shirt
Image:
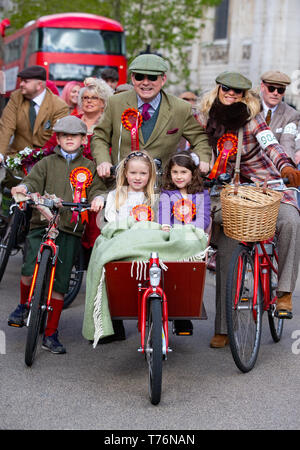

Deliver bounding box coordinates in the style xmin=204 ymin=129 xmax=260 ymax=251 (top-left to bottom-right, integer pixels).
xmin=137 ymin=93 xmax=161 ymax=118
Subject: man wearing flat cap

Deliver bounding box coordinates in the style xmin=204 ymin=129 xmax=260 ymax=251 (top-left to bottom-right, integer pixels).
xmin=260 ymin=70 xmax=300 ymax=162
xmin=91 ymin=53 xmax=212 ymax=177
xmin=0 ymin=65 xmax=69 ymax=162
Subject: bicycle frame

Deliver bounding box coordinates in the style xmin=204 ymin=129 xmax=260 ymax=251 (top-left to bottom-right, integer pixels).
xmin=26 ymin=221 xmax=59 ymax=314
xmin=234 ymin=239 xmax=277 ymax=319
xmin=138 ymin=253 xmax=169 ymax=355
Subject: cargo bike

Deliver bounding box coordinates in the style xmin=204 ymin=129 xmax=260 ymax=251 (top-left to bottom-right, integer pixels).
xmin=104 ymin=249 xmax=209 ymax=406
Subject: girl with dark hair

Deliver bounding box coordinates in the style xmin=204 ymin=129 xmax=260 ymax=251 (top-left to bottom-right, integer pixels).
xmin=158 ymin=151 xmax=211 ymax=232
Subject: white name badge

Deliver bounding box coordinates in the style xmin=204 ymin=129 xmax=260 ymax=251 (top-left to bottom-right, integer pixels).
xmin=256 ymin=130 xmax=279 ymax=149
xmin=283 ymin=122 xmax=297 ymax=135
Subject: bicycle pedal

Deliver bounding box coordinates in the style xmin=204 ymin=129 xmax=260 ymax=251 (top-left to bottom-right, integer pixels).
xmin=275 ymin=310 xmax=293 ymax=319
xmin=8 ymin=321 xmax=24 ymax=328
xmin=175 ymin=331 xmax=193 ymax=336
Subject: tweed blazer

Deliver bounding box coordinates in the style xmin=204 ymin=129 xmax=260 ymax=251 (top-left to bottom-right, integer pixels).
xmin=91 ymin=89 xmax=212 ymax=169
xmin=0 ymin=88 xmax=69 ymax=156
xmin=263 ymin=101 xmax=300 ymax=161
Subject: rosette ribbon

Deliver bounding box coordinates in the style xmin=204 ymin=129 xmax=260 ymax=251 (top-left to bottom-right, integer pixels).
xmin=131 ymin=204 xmax=154 ymax=222
xmin=172 ymin=198 xmax=196 ymax=224
xmin=69 ymin=167 xmax=93 ymax=224
xmin=208 ymin=133 xmax=238 ymax=179
xmin=121 ymin=108 xmax=143 ymax=151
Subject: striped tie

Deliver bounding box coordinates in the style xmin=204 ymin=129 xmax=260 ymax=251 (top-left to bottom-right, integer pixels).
xmin=265 ymin=109 xmax=272 ymax=126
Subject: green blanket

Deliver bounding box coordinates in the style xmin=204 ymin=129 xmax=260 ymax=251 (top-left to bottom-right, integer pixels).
xmin=82 ymin=217 xmax=209 ymax=346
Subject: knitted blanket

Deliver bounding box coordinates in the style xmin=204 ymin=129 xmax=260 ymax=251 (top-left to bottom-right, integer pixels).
xmin=82 ymin=217 xmax=209 ymax=346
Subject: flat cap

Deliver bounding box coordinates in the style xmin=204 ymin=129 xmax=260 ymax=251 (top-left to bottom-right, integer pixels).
xmin=129 ymin=54 xmax=168 ymax=75
xmin=53 ymin=115 xmax=87 ymax=135
xmin=18 ymin=65 xmax=46 ymax=81
xmin=215 ymin=71 xmax=252 ymax=90
xmin=261 ymin=70 xmax=291 ymax=86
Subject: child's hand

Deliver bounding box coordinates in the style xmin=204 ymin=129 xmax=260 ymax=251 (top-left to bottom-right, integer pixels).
xmin=199 ymin=161 xmax=209 ymax=174
xmin=162 ymin=224 xmax=171 ymax=232
xmin=90 ymin=196 xmax=104 ymax=213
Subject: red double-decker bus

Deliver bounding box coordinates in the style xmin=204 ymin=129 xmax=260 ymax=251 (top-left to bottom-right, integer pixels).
xmin=3 ymin=12 xmax=127 ymax=94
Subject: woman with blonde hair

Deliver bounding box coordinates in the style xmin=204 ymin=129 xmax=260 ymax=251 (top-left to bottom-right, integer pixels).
xmin=197 ymin=71 xmax=300 ymax=348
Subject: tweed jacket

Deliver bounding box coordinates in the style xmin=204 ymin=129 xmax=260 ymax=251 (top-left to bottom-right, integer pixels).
xmin=262 ymin=101 xmax=300 ymax=161
xmin=91 ymin=89 xmax=212 ymax=169
xmin=201 ymin=112 xmax=298 ymax=209
xmin=0 ymin=88 xmax=69 ymax=156
xmin=21 ymin=146 xmax=106 ymax=237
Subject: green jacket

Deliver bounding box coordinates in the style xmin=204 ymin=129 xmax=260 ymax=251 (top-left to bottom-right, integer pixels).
xmin=22 ymin=146 xmax=106 ymax=236
xmin=91 ymin=89 xmax=212 ymax=168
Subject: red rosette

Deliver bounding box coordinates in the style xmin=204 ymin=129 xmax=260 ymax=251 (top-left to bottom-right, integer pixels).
xmin=69 ymin=167 xmax=93 ymax=223
xmin=121 ymin=108 xmax=143 ymax=131
xmin=172 ymin=198 xmax=196 ymax=224
xmin=121 ymin=108 xmax=143 ymax=151
xmin=131 ymin=204 xmax=154 ymax=222
xmin=209 ymin=132 xmax=238 ymax=179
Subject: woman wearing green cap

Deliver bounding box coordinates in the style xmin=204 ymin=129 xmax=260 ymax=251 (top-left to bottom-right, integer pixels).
xmin=197 ymin=71 xmax=300 ymax=348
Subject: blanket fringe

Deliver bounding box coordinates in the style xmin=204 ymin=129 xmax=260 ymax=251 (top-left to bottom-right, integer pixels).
xmin=92 ymin=267 xmax=106 ymax=348
xmin=129 ymin=246 xmax=211 ymax=280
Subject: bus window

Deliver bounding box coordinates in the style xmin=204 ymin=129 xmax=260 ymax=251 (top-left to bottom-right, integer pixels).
xmin=49 ymin=63 xmax=119 ymax=82
xmin=25 ymin=29 xmax=39 ymax=66
xmin=40 ymin=28 xmax=125 ymax=55
xmin=4 ymin=36 xmax=24 ymax=64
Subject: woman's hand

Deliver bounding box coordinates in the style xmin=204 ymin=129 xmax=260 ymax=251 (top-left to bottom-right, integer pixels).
xmin=90 ymin=196 xmax=105 ymax=213
xmin=11 ymin=184 xmax=28 ymax=197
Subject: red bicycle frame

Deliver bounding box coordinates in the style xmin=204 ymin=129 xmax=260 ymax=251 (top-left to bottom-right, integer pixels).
xmin=137 ymin=254 xmax=169 ymax=354
xmin=233 ymin=239 xmax=277 ymax=319
xmin=26 ymin=225 xmax=59 ymax=312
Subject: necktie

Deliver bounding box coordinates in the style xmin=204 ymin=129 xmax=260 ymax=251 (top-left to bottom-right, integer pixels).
xmin=142 ymin=103 xmax=151 ymax=121
xmin=29 ymin=100 xmax=36 ymax=131
xmin=66 ymin=154 xmax=72 ymax=164
xmin=265 ymin=109 xmax=272 ymax=126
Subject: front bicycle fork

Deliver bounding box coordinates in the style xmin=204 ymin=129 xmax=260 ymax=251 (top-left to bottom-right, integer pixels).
xmin=26 ymin=241 xmax=58 ymax=319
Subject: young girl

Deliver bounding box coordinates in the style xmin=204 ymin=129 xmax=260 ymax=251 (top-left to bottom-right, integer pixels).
xmin=158 ymin=151 xmax=211 ymax=336
xmin=158 ymin=151 xmax=211 ymax=232
xmin=104 ymin=151 xmax=157 ymax=223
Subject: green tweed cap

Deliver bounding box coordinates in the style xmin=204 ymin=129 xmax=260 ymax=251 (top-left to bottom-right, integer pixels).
xmin=129 ymin=54 xmax=168 ymax=75
xmin=215 ymin=71 xmax=252 ymax=90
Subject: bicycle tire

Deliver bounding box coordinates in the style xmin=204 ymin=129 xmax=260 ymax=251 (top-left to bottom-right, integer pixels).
xmin=0 ymin=207 xmax=22 ymax=282
xmin=25 ymin=248 xmax=52 ymax=367
xmin=267 ymin=247 xmax=284 ymax=342
xmin=146 ymin=297 xmax=163 ymax=405
xmin=226 ymin=244 xmax=263 ymax=373
xmin=63 ymin=245 xmax=85 ymax=309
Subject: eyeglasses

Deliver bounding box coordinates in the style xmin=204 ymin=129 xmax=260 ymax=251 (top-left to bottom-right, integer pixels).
xmin=82 ymin=96 xmax=100 ymax=102
xmin=263 ymin=83 xmax=286 ymax=95
xmin=133 ymin=73 xmax=159 ymax=82
xmin=220 ymin=84 xmax=244 ymax=95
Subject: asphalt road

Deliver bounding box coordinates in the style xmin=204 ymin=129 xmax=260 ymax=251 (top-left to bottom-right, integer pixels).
xmin=0 ymin=252 xmax=300 ymax=431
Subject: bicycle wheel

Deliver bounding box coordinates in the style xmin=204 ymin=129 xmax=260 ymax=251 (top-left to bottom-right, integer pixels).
xmin=0 ymin=207 xmax=22 ymax=282
xmin=25 ymin=248 xmax=52 ymax=367
xmin=267 ymin=247 xmax=284 ymax=342
xmin=63 ymin=245 xmax=85 ymax=309
xmin=226 ymin=244 xmax=263 ymax=373
xmin=145 ymin=296 xmax=163 ymax=405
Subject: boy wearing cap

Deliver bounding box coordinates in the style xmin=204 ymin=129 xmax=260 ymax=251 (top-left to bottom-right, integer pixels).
xmin=8 ymin=116 xmax=105 ymax=354
xmin=92 ymin=53 xmax=211 ymax=178
xmin=260 ymin=70 xmax=300 ymax=161
xmin=0 ymin=65 xmax=68 ymax=162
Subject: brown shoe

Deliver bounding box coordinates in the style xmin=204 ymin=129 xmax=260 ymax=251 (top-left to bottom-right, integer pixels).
xmin=210 ymin=334 xmax=229 ymax=348
xmin=276 ymin=293 xmax=293 ymax=319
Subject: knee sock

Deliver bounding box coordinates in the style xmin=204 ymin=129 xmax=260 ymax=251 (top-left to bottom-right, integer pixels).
xmin=20 ymin=280 xmax=31 ymax=306
xmin=44 ymin=298 xmax=64 ymax=337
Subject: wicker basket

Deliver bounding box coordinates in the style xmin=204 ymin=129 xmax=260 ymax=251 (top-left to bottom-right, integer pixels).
xmin=220 ymin=184 xmax=283 ymax=242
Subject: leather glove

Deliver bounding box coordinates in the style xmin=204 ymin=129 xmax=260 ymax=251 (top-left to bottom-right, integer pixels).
xmin=281 ymin=166 xmax=300 ymax=187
